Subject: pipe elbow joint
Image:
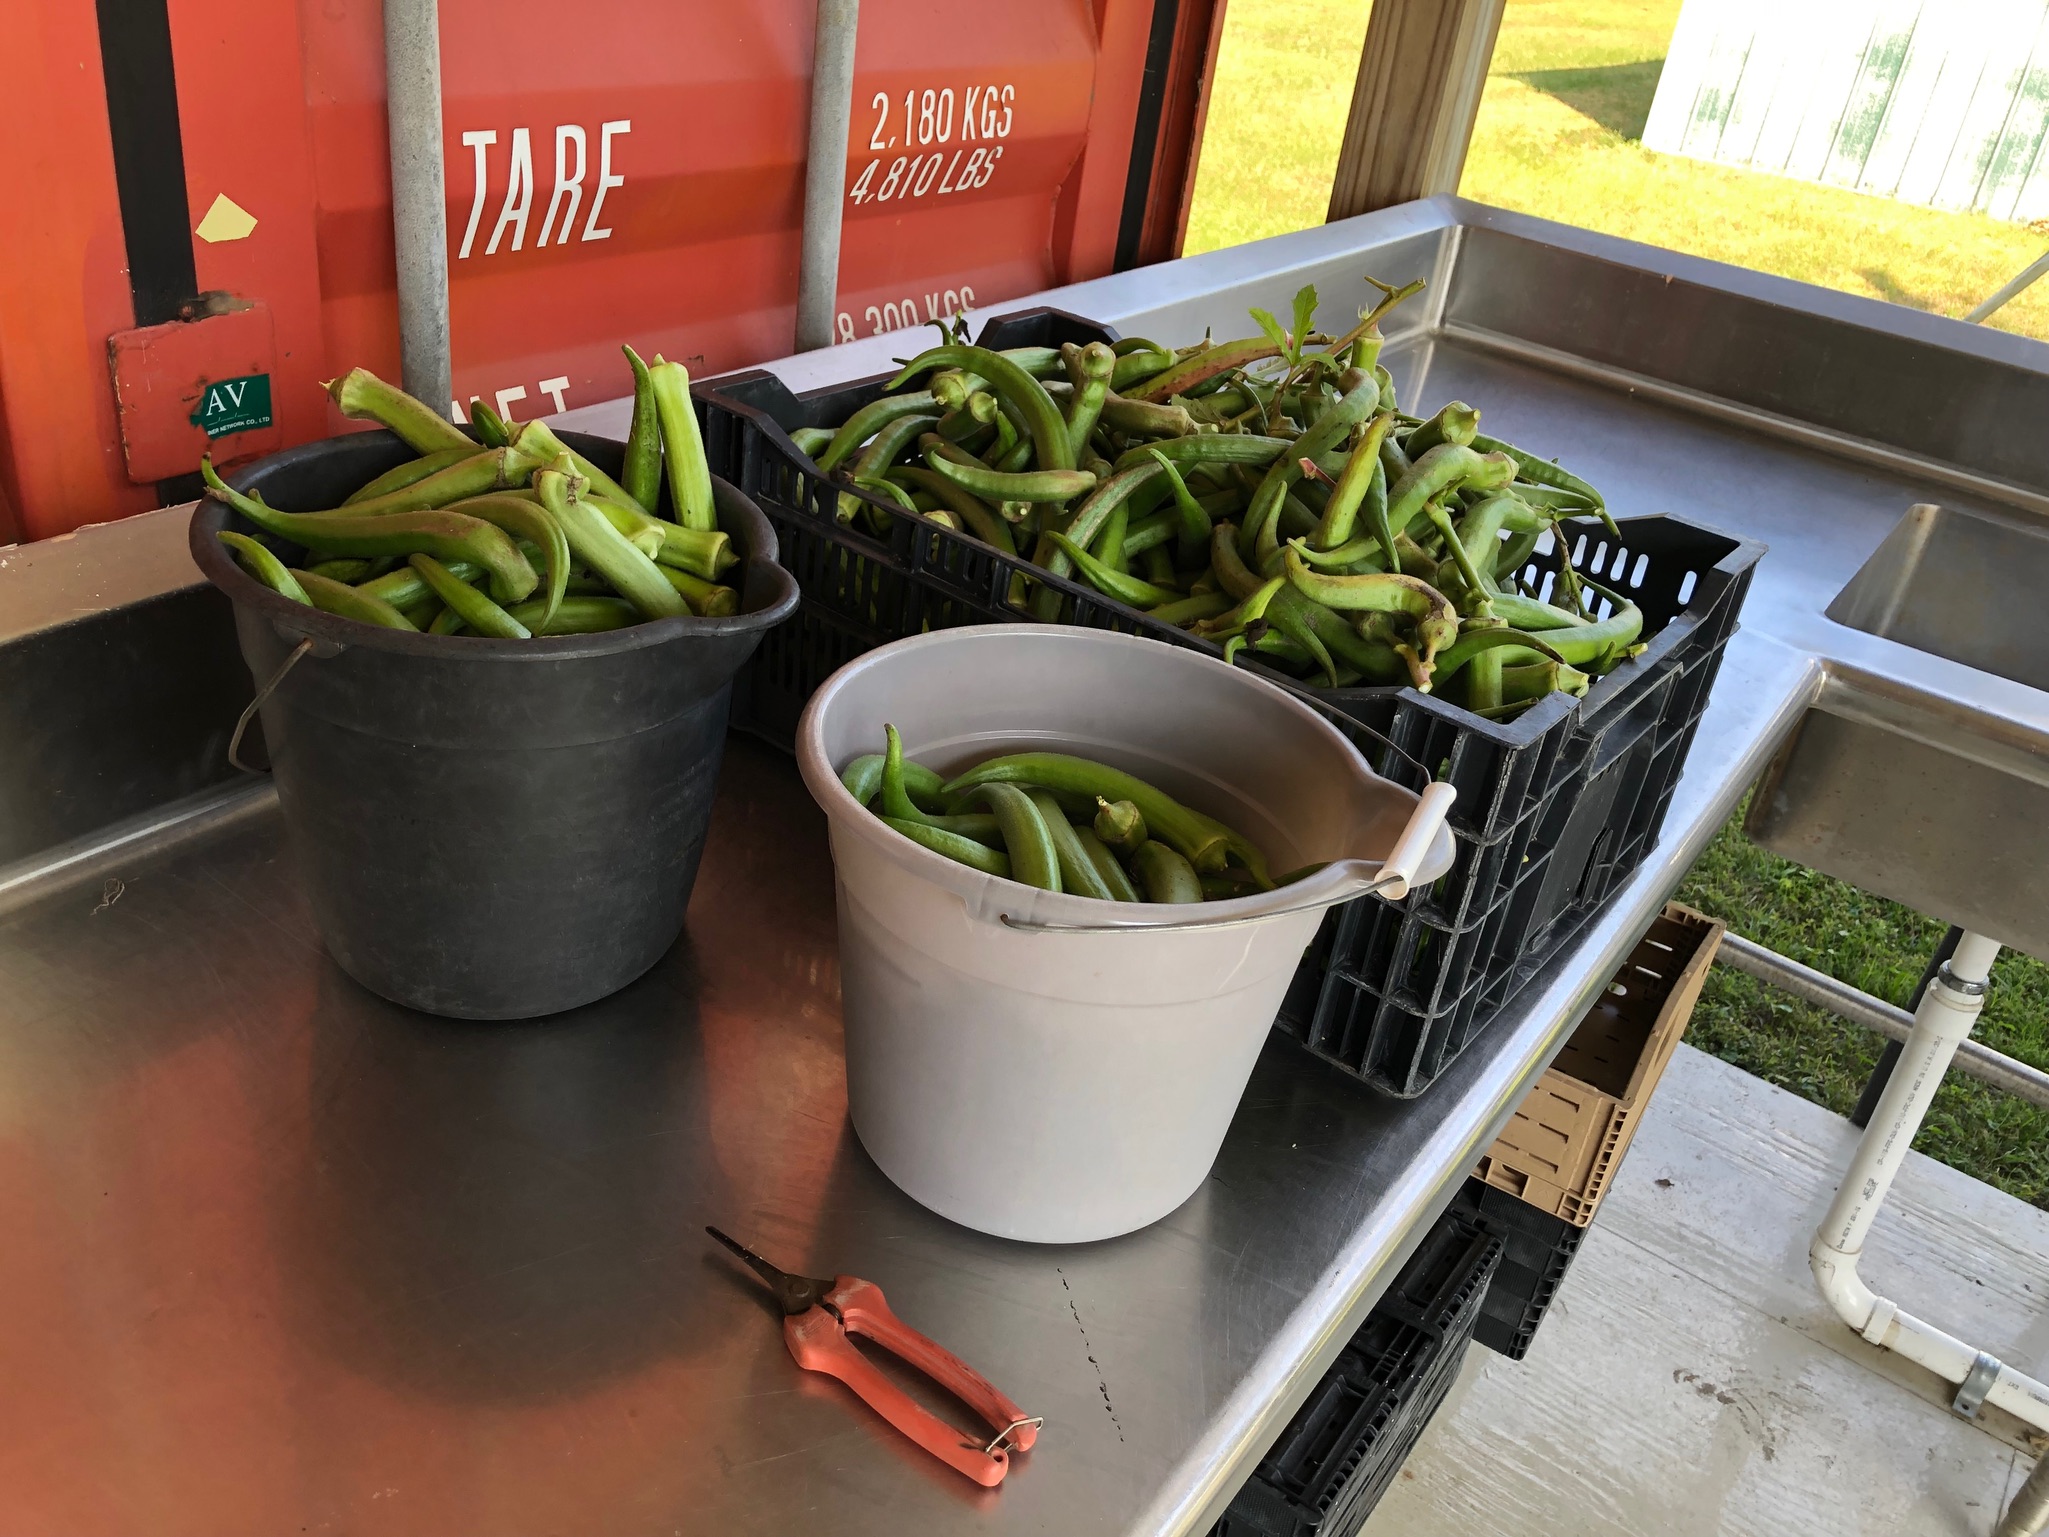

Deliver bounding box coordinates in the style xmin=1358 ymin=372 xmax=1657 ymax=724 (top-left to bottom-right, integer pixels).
xmin=1810 ymin=1234 xmax=1882 ymax=1336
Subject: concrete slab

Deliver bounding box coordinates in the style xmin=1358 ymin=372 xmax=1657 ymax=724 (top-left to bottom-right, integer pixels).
xmin=1361 ymin=1045 xmax=2048 ymax=1537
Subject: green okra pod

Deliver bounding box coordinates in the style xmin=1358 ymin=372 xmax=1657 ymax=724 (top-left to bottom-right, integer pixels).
xmin=1503 ymin=658 xmax=1591 ymax=702
xmin=1210 ymin=520 xmax=1267 ymax=601
xmin=1122 ymin=508 xmax=1179 ymax=558
xmin=470 ymin=397 xmax=512 ymax=448
xmin=1096 ymin=502 xmax=1130 ymax=575
xmin=888 ymin=345 xmax=1076 ymax=471
xmin=304 ymin=557 xmax=376 ymax=583
xmin=879 ymin=723 xmax=946 ymax=827
xmin=656 ymin=565 xmax=740 ymax=617
xmin=356 ymin=558 xmax=482 ymax=611
xmin=1125 ymin=337 xmax=1285 ymax=403
xmin=1239 ymin=376 xmax=1382 ymax=563
xmin=967 ymin=782 xmax=1062 ymax=892
xmin=1531 ymin=583 xmax=1643 ymax=666
xmin=503 ymin=596 xmax=641 ymax=634
xmin=1469 ymin=432 xmax=1617 ymax=534
xmin=1092 ymin=797 xmax=1146 ymax=855
xmin=443 ymin=493 xmax=570 ymax=629
xmin=408 ymin=554 xmax=530 ymax=639
xmin=327 ymin=367 xmax=471 ymax=454
xmin=886 ymin=467 xmax=1017 ymax=554
xmin=1061 ymin=341 xmax=1117 ymax=462
xmin=840 ymin=751 xmax=948 ymax=810
xmin=1100 ymin=393 xmax=1199 ymax=439
xmin=1385 ymin=445 xmax=1517 ymax=539
xmin=1282 ymin=546 xmax=1459 ymax=669
xmin=621 ymin=344 xmax=664 ymax=512
xmin=1132 ymin=840 xmax=1203 ymax=903
xmin=925 ymin=450 xmax=1096 ymax=505
xmin=646 ymin=356 xmax=715 ymax=530
xmin=1029 ymin=790 xmax=1115 ymax=901
xmin=510 ymin=421 xmax=648 ymax=519
xmin=839 ymin=412 xmax=938 ymax=524
xmin=325 ymin=446 xmax=545 ymax=519
xmin=217 ymin=531 xmax=310 ymax=604
xmin=789 ymin=426 xmax=836 ymax=457
xmin=293 ymin=569 xmax=420 ymax=629
xmin=881 ymin=818 xmax=1012 ymax=878
xmin=202 ymin=460 xmax=538 ymax=603
xmin=1402 ymin=401 xmax=1480 ymax=455
xmin=647 ymin=521 xmax=737 ymax=580
xmin=1488 ymin=590 xmax=1592 ymax=631
xmin=343 ymin=447 xmax=475 ymax=505
xmin=1074 ymin=826 xmax=1142 ymax=901
xmin=1309 ymin=412 xmax=1396 ymax=552
xmin=1427 ymin=624 xmax=1565 ymax=684
xmin=1146 ymin=590 xmax=1234 ymax=626
xmin=1108 ymin=347 xmax=1174 ymax=393
xmin=535 ymin=465 xmax=688 ymax=620
xmin=1044 ymin=532 xmax=1180 ymax=608
xmin=940 ymin=752 xmax=1266 ymax=882
xmin=1147 ymin=448 xmax=1214 ymax=565
xmin=1111 ymin=433 xmax=1291 ymax=475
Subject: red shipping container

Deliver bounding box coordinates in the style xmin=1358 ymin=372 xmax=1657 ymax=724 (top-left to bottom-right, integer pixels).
xmin=0 ymin=0 xmax=1222 ymax=542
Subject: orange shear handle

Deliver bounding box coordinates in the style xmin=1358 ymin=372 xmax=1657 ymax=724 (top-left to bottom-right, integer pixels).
xmin=784 ymin=1305 xmax=1011 ymax=1487
xmin=826 ymin=1276 xmax=1038 ymax=1454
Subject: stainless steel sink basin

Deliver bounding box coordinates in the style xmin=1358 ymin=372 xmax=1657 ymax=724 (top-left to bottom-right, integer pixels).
xmin=1748 ymin=503 xmax=2049 ymax=962
xmin=1825 ymin=503 xmax=2049 ymax=693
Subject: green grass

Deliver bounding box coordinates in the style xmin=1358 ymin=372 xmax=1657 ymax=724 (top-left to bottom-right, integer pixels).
xmin=1185 ymin=0 xmax=2049 ymax=1204
xmin=1183 ymin=0 xmax=2049 ymax=343
xmin=1677 ymin=804 xmax=2049 ymax=1209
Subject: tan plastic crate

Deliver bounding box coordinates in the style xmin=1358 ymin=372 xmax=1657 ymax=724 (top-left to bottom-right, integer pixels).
xmin=1475 ymin=903 xmax=1725 ymax=1227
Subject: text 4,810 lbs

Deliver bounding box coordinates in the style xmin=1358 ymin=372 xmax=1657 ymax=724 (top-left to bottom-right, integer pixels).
xmin=848 ymin=83 xmax=1015 ymax=209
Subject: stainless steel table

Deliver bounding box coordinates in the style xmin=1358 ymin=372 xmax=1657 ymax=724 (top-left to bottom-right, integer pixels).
xmin=8 ymin=197 xmax=2042 ymax=1536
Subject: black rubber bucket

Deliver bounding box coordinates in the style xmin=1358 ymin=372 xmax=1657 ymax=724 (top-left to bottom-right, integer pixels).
xmin=189 ymin=429 xmax=799 ymax=1019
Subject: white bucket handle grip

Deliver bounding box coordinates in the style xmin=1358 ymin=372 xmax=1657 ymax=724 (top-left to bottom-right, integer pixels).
xmin=998 ymin=779 xmax=1456 ymax=934
xmin=1372 ymin=781 xmax=1458 ymax=902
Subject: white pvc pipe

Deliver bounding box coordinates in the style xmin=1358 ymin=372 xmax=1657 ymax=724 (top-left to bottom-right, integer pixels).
xmin=1810 ymin=932 xmax=2049 ymax=1436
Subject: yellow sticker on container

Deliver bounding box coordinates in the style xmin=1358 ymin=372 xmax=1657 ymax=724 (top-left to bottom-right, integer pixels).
xmin=195 ymin=194 xmax=258 ymax=243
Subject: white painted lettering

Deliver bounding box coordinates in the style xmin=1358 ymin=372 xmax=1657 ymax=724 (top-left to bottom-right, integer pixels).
xmin=486 ymin=128 xmax=534 ymax=254
xmin=583 ymin=120 xmax=630 ymax=241
xmin=458 ymin=130 xmax=497 ymax=258
xmin=537 ymin=375 xmax=570 ymax=412
xmin=539 ymin=125 xmax=587 ymax=246
xmin=494 ymin=385 xmax=528 ymax=421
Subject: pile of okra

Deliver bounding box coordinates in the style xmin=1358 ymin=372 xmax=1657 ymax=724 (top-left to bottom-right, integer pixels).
xmin=204 ymin=350 xmax=738 ymax=638
xmin=796 ymin=280 xmax=1644 ymax=720
xmin=846 ymin=728 xmax=1277 ymax=902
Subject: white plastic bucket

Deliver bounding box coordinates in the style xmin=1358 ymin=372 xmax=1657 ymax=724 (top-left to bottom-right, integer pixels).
xmin=795 ymin=626 xmax=1454 ymax=1243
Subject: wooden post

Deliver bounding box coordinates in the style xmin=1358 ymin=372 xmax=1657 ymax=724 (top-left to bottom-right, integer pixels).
xmin=1326 ymin=0 xmax=1505 ymax=221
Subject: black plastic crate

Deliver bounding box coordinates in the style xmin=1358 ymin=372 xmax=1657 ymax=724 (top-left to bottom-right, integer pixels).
xmin=1276 ymin=515 xmax=1761 ymax=1093
xmin=697 ymin=311 xmax=1764 ymax=1096
xmin=1452 ymin=1177 xmax=1586 ymax=1362
xmin=1212 ymin=1211 xmax=1503 ymax=1537
xmin=699 ymin=307 xmax=1144 ymax=746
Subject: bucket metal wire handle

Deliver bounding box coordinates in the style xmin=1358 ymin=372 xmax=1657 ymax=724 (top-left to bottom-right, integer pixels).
xmin=998 ymin=870 xmax=1409 ymax=934
xmin=997 ymin=781 xmax=1457 ymax=935
xmin=227 ymin=637 xmax=315 ymax=774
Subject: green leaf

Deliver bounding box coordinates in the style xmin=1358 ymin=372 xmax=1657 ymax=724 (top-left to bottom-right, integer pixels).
xmin=1248 ymin=306 xmax=1290 ymax=361
xmin=1290 ymin=284 xmax=1319 ymax=363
